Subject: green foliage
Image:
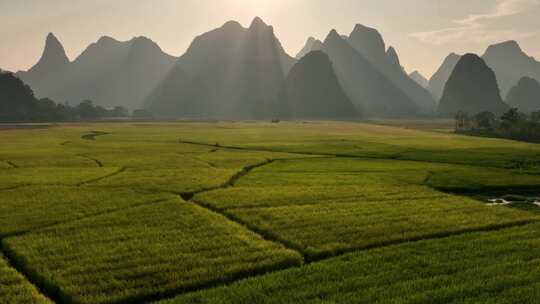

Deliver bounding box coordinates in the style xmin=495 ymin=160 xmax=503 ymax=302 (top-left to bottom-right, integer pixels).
xmin=456 ymin=108 xmax=540 ymax=143
xmin=0 ymin=73 xmax=130 ymax=122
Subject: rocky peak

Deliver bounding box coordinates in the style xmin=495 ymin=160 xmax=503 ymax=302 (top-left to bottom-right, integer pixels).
xmin=386 ymin=46 xmax=400 ymax=67
xmin=249 ymin=16 xmax=269 ymax=31
xmin=29 ymin=33 xmax=69 ymax=72
xmin=324 ymin=29 xmax=343 ymax=45
xmin=484 ymin=40 xmax=524 ymax=58
xmin=348 ymin=24 xmax=386 ymax=61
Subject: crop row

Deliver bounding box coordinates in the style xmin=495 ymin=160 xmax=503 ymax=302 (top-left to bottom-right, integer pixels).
xmin=0 ymin=186 xmax=176 ymax=237
xmin=0 ymin=252 xmax=51 ymax=304
xmin=194 ymin=158 xmax=540 ymax=259
xmin=164 ymin=222 xmax=540 ymax=304
xmin=3 ymin=199 xmax=302 ymax=304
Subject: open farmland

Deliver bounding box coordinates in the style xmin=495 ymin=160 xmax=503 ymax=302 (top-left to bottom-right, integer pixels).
xmin=1 ymin=121 xmax=540 ymax=304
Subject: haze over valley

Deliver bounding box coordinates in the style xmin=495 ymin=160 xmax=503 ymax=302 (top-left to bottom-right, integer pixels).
xmin=2 ymin=2 xmax=540 ymax=304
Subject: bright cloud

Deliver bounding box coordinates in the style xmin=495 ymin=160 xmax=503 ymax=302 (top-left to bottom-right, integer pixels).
xmin=410 ymin=0 xmax=539 ymax=45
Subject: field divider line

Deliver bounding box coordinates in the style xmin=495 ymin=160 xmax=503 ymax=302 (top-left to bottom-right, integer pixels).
xmin=177 ymin=157 xmax=309 ymax=257
xmin=76 ymin=154 xmax=104 ymax=167
xmin=0 ymin=198 xmax=174 ymax=304
xmin=306 ymin=219 xmax=540 ymax=263
xmin=146 ymin=214 xmax=539 ymax=303
xmin=191 ymin=198 xmax=307 ymax=258
xmin=0 ymin=245 xmax=58 ymax=304
xmin=0 ymin=198 xmax=171 ymax=240
xmin=0 ymin=247 xmax=56 ymax=303
xmin=81 ymin=131 xmax=110 ymax=141
xmin=1 ymin=239 xmax=69 ymax=304
xmin=178 ymin=139 xmax=536 ymax=172
xmin=77 ymin=167 xmax=126 ymax=186
xmin=1 ymin=159 xmax=18 ymax=168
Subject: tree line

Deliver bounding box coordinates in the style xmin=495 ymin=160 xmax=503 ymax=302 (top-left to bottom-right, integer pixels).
xmin=455 ymin=108 xmax=540 ymax=143
xmin=0 ymin=72 xmax=152 ymax=123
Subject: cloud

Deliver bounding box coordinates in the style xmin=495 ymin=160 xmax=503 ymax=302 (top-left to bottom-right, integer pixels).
xmin=410 ymin=0 xmax=539 ymax=45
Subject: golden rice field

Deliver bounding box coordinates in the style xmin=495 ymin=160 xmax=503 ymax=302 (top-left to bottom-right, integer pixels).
xmin=1 ymin=121 xmax=540 ymax=304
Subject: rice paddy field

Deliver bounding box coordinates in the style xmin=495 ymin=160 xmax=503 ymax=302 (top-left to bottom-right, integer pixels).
xmin=1 ymin=121 xmax=540 ymax=304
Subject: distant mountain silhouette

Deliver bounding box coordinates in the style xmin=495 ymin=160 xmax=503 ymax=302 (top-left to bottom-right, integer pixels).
xmin=409 ymin=71 xmax=429 ymax=88
xmin=296 ymin=37 xmax=323 ymax=59
xmin=429 ymin=53 xmax=461 ymax=101
xmin=16 ymin=33 xmax=70 ymax=96
xmin=319 ymin=29 xmax=419 ymax=117
xmin=506 ymin=77 xmax=540 ymax=113
xmin=17 ymin=34 xmax=176 ymax=109
xmin=147 ymin=17 xmax=295 ymax=119
xmin=482 ymin=40 xmax=540 ymax=97
xmin=272 ymin=50 xmax=359 ymax=119
xmin=439 ymin=54 xmax=509 ymax=116
xmin=347 ymin=24 xmax=436 ymax=113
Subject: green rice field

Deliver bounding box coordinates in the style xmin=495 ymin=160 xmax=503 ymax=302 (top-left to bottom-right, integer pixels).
xmin=1 ymin=121 xmax=540 ymax=304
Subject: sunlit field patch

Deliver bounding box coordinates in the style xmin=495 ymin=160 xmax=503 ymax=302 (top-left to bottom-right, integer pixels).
xmin=0 ymin=167 xmax=121 ymax=190
xmin=0 ymin=186 xmax=175 ymax=237
xmin=4 ymin=199 xmax=302 ymax=304
xmin=163 ymin=223 xmax=540 ymax=304
xmin=194 ymin=157 xmax=540 ymax=259
xmin=0 ymin=253 xmax=51 ymax=304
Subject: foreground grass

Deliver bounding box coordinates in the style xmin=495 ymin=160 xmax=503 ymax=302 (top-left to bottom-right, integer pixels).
xmin=163 ymin=223 xmax=540 ymax=304
xmin=4 ymin=199 xmax=302 ymax=304
xmin=0 ymin=253 xmax=51 ymax=304
xmin=0 ymin=186 xmax=176 ymax=237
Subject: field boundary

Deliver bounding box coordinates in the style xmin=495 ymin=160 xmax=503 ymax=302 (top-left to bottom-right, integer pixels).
xmin=81 ymin=131 xmax=110 ymax=140
xmin=0 ymin=245 xmax=57 ymax=304
xmin=178 ymin=157 xmax=309 ymax=257
xmin=77 ymin=154 xmax=104 ymax=167
xmin=1 ymin=159 xmax=18 ymax=168
xmin=147 ymin=218 xmax=539 ymax=304
xmin=178 ymin=139 xmax=539 ymax=172
xmin=178 ymin=159 xmax=275 ymax=201
xmin=0 ymin=198 xmax=174 ymax=304
xmin=77 ymin=167 xmax=126 ymax=186
xmin=0 ymin=198 xmax=171 ymax=239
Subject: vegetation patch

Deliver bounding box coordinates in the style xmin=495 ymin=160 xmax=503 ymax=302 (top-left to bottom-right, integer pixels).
xmin=164 ymin=223 xmax=540 ymax=304
xmin=0 ymin=186 xmax=175 ymax=237
xmin=0 ymin=252 xmax=51 ymax=304
xmin=4 ymin=199 xmax=302 ymax=304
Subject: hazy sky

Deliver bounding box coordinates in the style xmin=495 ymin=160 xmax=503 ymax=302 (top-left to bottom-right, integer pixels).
xmin=1 ymin=0 xmax=540 ymax=77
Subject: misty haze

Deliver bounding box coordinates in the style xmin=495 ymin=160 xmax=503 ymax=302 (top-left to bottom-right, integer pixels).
xmin=1 ymin=1 xmax=540 ymax=304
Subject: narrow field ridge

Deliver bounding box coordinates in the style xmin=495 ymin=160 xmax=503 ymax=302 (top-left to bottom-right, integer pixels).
xmin=0 ymin=198 xmax=170 ymax=239
xmin=179 ymin=159 xmax=275 ymax=200
xmin=1 ymin=159 xmax=18 ymax=168
xmin=77 ymin=154 xmax=104 ymax=167
xmin=77 ymin=167 xmax=126 ymax=186
xmin=81 ymin=131 xmax=110 ymax=141
xmin=144 ymin=217 xmax=539 ymax=304
xmin=0 ymin=246 xmax=56 ymax=304
xmin=177 ymin=139 xmax=519 ymax=170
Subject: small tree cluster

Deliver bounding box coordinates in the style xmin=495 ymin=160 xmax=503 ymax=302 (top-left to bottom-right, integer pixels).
xmin=455 ymin=108 xmax=540 ymax=142
xmin=0 ymin=73 xmax=130 ymax=123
